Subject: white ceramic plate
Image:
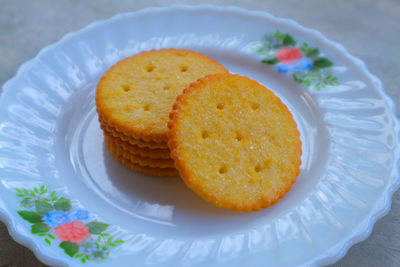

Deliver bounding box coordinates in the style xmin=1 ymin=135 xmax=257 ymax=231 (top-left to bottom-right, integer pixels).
xmin=0 ymin=5 xmax=399 ymax=267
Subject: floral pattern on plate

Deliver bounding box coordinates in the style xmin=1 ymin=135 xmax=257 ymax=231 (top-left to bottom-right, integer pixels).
xmin=255 ymin=30 xmax=339 ymax=90
xmin=0 ymin=5 xmax=398 ymax=267
xmin=15 ymin=185 xmax=124 ymax=263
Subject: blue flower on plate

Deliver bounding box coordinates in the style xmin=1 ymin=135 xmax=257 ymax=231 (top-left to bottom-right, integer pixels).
xmin=276 ymin=58 xmax=313 ymax=73
xmin=74 ymin=209 xmax=89 ymax=221
xmin=291 ymin=57 xmax=313 ymax=71
xmin=43 ymin=211 xmax=73 ymax=228
xmin=276 ymin=63 xmax=291 ymax=73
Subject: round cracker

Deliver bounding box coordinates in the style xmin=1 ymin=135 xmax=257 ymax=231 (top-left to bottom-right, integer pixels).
xmin=168 ymin=74 xmax=302 ymax=211
xmin=96 ymin=49 xmax=229 ymax=143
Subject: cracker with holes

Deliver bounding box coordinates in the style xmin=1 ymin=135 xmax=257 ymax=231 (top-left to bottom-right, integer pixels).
xmin=168 ymin=73 xmax=302 ymax=211
xmin=96 ymin=49 xmax=229 ymax=143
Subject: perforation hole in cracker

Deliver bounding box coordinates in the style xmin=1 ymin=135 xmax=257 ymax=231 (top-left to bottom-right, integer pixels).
xmin=251 ymin=102 xmax=260 ymax=110
xmin=201 ymin=130 xmax=209 ymax=139
xmin=180 ymin=66 xmax=188 ymax=72
xmin=143 ymin=104 xmax=151 ymax=111
xmin=146 ymin=64 xmax=155 ymax=72
xmin=122 ymin=84 xmax=130 ymax=92
xmin=217 ymin=103 xmax=224 ymax=110
xmin=254 ymin=163 xmax=262 ymax=173
xmin=235 ymin=133 xmax=243 ymax=141
xmin=219 ymin=165 xmax=227 ymax=174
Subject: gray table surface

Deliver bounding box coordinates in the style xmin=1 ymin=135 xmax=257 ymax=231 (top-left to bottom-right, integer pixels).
xmin=1 ymin=0 xmax=399 ymax=266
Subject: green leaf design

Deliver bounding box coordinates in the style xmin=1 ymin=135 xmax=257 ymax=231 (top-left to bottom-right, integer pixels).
xmin=256 ymin=43 xmax=272 ymax=56
xmin=35 ymin=200 xmax=53 ymax=215
xmin=59 ymin=241 xmax=79 ymax=257
xmin=92 ymin=251 xmax=104 ymax=258
xmin=306 ymin=48 xmax=319 ymax=59
xmin=262 ymin=57 xmax=278 ymax=65
xmin=31 ymin=223 xmax=50 ymax=234
xmin=283 ymin=34 xmax=296 ymax=46
xmin=330 ymin=79 xmax=339 ymax=85
xmin=300 ymin=42 xmax=308 ymax=52
xmin=15 ymin=185 xmax=123 ymax=262
xmin=253 ymin=45 xmax=266 ymax=55
xmin=274 ymin=30 xmax=282 ymax=39
xmin=293 ymin=72 xmax=305 ymax=83
xmin=54 ymin=197 xmax=71 ymax=211
xmin=21 ymin=199 xmax=33 ymax=208
xmin=50 ymin=191 xmax=58 ymax=201
xmin=17 ymin=211 xmax=42 ymax=223
xmin=313 ymin=57 xmax=333 ymax=68
xmin=81 ymin=241 xmax=93 ymax=248
xmin=87 ymin=222 xmax=109 ymax=234
xmin=325 ymin=75 xmax=340 ymax=85
xmin=256 ymin=30 xmax=340 ymax=90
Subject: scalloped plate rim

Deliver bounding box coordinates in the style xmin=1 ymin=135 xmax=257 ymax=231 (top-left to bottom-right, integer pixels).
xmin=0 ymin=4 xmax=399 ymax=267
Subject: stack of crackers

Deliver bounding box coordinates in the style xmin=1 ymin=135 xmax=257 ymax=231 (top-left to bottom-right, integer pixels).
xmin=96 ymin=49 xmax=302 ymax=212
xmin=96 ymin=49 xmax=228 ymax=176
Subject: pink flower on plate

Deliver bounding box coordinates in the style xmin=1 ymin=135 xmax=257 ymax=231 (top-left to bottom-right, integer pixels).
xmin=276 ymin=47 xmax=302 ymax=64
xmin=54 ymin=220 xmax=90 ymax=244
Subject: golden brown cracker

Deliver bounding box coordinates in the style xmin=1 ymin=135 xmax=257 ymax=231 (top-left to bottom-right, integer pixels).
xmin=105 ymin=135 xmax=175 ymax=168
xmin=104 ymin=132 xmax=170 ymax=159
xmin=99 ymin=118 xmax=168 ymax=149
xmin=108 ymin=150 xmax=178 ymax=177
xmin=168 ymin=74 xmax=302 ymax=211
xmin=96 ymin=49 xmax=229 ymax=143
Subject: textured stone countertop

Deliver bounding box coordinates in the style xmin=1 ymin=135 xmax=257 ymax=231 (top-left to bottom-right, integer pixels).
xmin=1 ymin=0 xmax=399 ymax=266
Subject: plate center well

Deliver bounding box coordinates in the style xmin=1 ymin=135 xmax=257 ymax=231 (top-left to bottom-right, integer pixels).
xmin=64 ymin=50 xmax=328 ymax=236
